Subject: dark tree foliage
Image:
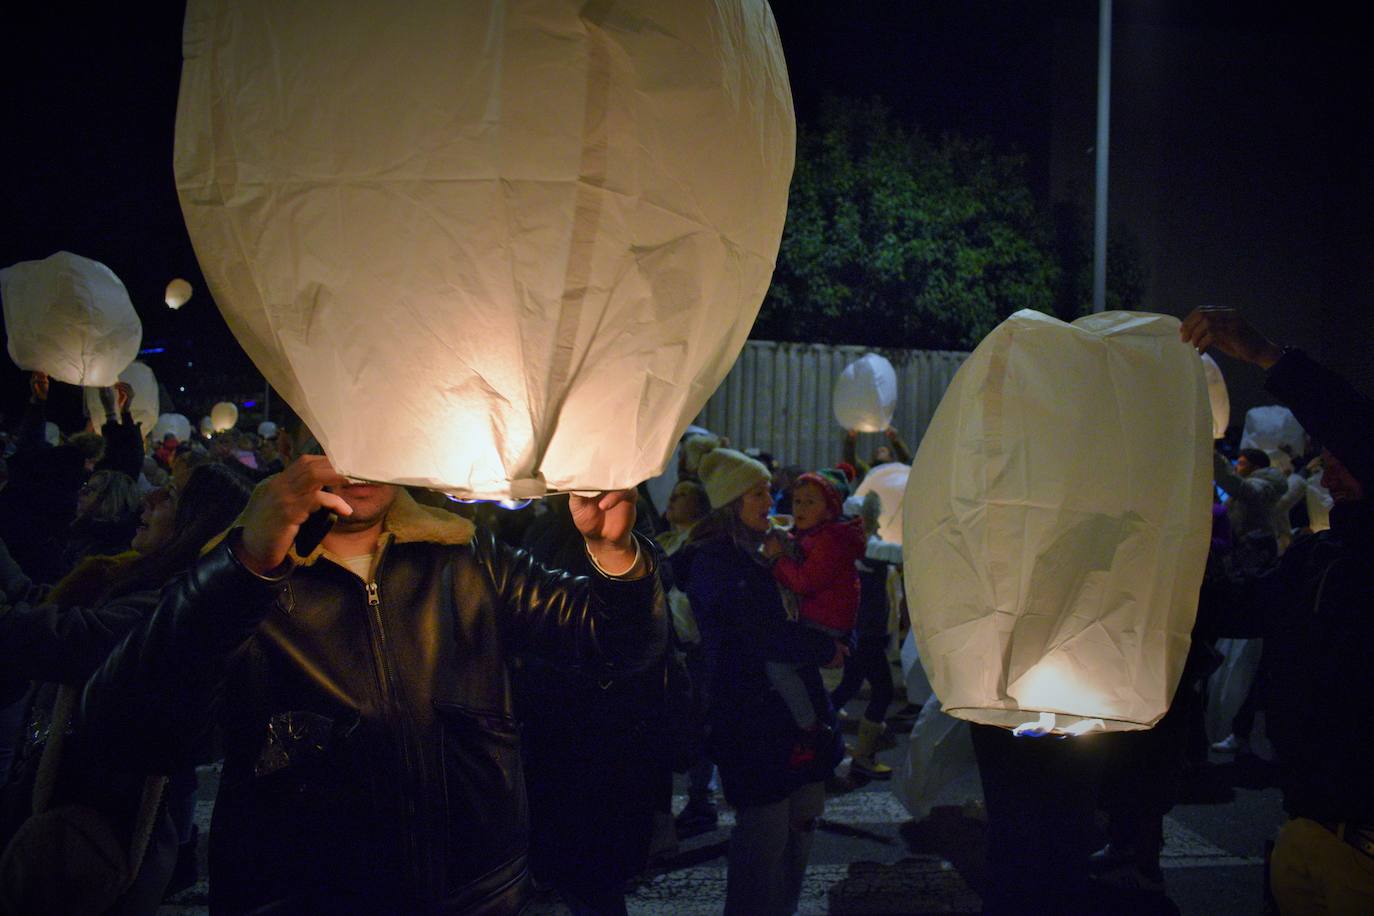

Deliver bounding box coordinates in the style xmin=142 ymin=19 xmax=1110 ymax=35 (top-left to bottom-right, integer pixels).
xmin=756 ymin=97 xmax=1060 ymax=350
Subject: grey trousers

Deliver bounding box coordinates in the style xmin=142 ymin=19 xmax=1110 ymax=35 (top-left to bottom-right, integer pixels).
xmin=724 ymin=781 xmax=825 ymax=915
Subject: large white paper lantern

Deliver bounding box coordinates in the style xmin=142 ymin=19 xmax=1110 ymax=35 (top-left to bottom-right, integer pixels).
xmin=833 ymin=353 xmax=899 ymax=433
xmin=153 ymin=413 xmax=193 ymax=443
xmin=0 ymin=251 xmax=142 ymax=386
xmin=1240 ymin=405 xmax=1305 ymax=471
xmin=852 ymin=461 xmax=909 ymax=545
xmin=903 ymin=310 xmax=1212 ymax=735
xmin=1200 ymin=353 xmax=1229 ymax=440
xmin=165 ymin=278 xmax=193 ymax=309
xmin=175 ymin=0 xmax=795 ymax=500
xmin=210 ymin=401 xmax=238 ymax=432
xmin=85 ymin=360 xmax=160 ymax=435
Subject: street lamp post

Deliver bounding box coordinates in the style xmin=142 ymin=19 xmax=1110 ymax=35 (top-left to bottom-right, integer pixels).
xmin=1093 ymin=0 xmax=1112 ymax=313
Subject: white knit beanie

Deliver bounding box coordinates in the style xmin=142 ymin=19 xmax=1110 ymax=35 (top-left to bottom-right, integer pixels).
xmin=698 ymin=448 xmax=771 ymax=509
xmin=682 ymin=433 xmax=723 ymax=475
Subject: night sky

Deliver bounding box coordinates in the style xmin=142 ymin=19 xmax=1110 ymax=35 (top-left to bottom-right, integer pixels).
xmin=3 ymin=1 xmax=1368 ymax=431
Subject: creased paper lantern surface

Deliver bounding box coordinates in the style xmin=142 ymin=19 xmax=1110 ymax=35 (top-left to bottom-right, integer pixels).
xmin=210 ymin=402 xmax=238 ymax=432
xmin=852 ymin=461 xmax=909 ymax=545
xmin=833 ymin=354 xmax=899 ymax=433
xmin=153 ymin=413 xmax=193 ymax=443
xmin=176 ymin=0 xmax=795 ymax=499
xmin=1200 ymin=353 xmax=1229 ymax=440
xmin=165 ymin=278 xmax=193 ymax=309
xmin=903 ymin=310 xmax=1212 ymax=734
xmin=0 ymin=252 xmax=142 ymax=386
xmin=85 ymin=361 xmax=160 ymax=435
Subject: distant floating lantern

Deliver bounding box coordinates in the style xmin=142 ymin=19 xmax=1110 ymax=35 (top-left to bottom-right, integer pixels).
xmin=175 ymin=0 xmax=794 ymax=499
xmin=199 ymin=416 xmax=214 ymax=436
xmin=210 ymin=401 xmax=238 ymax=432
xmin=165 ymin=278 xmax=193 ymax=309
xmin=0 ymin=251 xmax=142 ymax=386
xmin=86 ymin=360 xmax=160 ymax=435
xmin=257 ymin=421 xmax=278 ymax=439
xmin=903 ymin=310 xmax=1212 ymax=735
xmin=833 ymin=353 xmax=899 ymax=434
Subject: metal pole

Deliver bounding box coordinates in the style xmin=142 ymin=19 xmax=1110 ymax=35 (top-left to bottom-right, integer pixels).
xmin=1093 ymin=0 xmax=1112 ymax=313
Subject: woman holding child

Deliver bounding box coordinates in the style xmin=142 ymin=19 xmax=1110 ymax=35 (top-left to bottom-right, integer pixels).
xmin=676 ymin=448 xmax=846 ymax=915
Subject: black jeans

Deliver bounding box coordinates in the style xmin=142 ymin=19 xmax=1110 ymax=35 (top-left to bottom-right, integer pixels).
xmin=828 ymin=633 xmax=894 ymax=722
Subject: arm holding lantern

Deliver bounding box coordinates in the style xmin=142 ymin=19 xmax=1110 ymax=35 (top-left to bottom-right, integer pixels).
xmin=94 ymin=382 xmax=144 ymax=479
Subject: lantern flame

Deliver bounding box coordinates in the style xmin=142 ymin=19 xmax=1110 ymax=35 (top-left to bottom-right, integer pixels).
xmin=1010 ymin=711 xmax=1106 ymax=738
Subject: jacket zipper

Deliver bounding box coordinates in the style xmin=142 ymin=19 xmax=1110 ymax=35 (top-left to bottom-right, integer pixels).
xmin=363 ymin=574 xmax=427 ymax=895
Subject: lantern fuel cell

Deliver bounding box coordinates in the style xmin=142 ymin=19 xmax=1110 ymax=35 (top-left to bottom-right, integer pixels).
xmin=903 ymin=310 xmax=1213 ymax=735
xmin=175 ymin=0 xmax=795 ymax=500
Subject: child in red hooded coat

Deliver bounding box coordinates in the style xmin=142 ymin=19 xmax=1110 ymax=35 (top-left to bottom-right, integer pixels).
xmin=765 ymin=472 xmax=866 ymax=764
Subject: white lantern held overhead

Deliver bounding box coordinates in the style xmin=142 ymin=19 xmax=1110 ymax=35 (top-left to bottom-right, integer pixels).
xmin=1240 ymin=405 xmax=1305 ymax=473
xmin=833 ymin=353 xmax=899 ymax=434
xmin=165 ymin=278 xmax=193 ymax=309
xmin=257 ymin=421 xmax=278 ymax=439
xmin=852 ymin=461 xmax=909 ymax=545
xmin=199 ymin=416 xmax=214 ymax=436
xmin=85 ymin=360 xmax=160 ymax=436
xmin=210 ymin=401 xmax=238 ymax=433
xmin=153 ymin=413 xmax=193 ymax=443
xmin=1200 ymin=353 xmax=1229 ymax=440
xmin=903 ymin=310 xmax=1213 ymax=736
xmin=0 ymin=251 xmax=142 ymax=386
xmin=176 ymin=0 xmax=795 ymax=500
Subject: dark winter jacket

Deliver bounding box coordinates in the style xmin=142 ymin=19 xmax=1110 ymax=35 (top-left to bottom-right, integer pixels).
xmin=679 ymin=535 xmax=843 ymax=809
xmin=771 ymin=517 xmax=866 ymax=633
xmin=75 ymin=491 xmax=666 ymax=915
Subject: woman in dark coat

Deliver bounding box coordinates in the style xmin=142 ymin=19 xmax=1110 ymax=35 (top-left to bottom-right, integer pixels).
xmin=677 ymin=447 xmax=844 ymax=915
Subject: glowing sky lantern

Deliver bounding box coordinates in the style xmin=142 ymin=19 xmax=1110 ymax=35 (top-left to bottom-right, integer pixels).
xmin=903 ymin=311 xmax=1212 ymax=735
xmin=165 ymin=278 xmax=193 ymax=309
xmin=1200 ymin=353 xmax=1229 ymax=439
xmin=199 ymin=416 xmax=214 ymax=436
xmin=85 ymin=360 xmax=160 ymax=435
xmin=0 ymin=251 xmax=141 ymax=386
xmin=210 ymin=401 xmax=238 ymax=433
xmin=174 ymin=0 xmax=795 ymax=499
xmin=852 ymin=461 xmax=909 ymax=545
xmin=833 ymin=354 xmax=899 ymax=433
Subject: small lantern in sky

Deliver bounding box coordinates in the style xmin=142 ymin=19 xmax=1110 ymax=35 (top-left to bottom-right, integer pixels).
xmin=833 ymin=353 xmax=899 ymax=433
xmin=210 ymin=401 xmax=238 ymax=433
xmin=1200 ymin=353 xmax=1229 ymax=440
xmin=199 ymin=416 xmax=214 ymax=437
xmin=852 ymin=461 xmax=909 ymax=545
xmin=0 ymin=251 xmax=142 ymax=386
xmin=165 ymin=278 xmax=193 ymax=309
xmin=174 ymin=0 xmax=794 ymax=499
xmin=85 ymin=360 xmax=160 ymax=435
xmin=903 ymin=310 xmax=1212 ymax=735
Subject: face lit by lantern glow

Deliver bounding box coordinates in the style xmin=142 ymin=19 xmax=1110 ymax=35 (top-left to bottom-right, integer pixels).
xmin=791 ymin=481 xmax=834 ymax=532
xmin=1321 ymin=449 xmax=1364 ymax=504
xmin=328 ymin=482 xmax=400 ymax=532
xmin=736 ymin=479 xmax=773 ymax=533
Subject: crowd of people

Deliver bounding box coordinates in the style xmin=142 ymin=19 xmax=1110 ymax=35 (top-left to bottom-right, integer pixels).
xmin=0 ymin=305 xmax=1367 ymax=915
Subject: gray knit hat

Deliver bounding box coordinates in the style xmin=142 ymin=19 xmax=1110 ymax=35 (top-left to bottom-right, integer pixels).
xmin=698 ymin=448 xmax=771 ymax=509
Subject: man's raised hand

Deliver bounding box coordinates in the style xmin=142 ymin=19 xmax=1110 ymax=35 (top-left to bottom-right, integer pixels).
xmin=235 ymin=456 xmax=353 ymax=575
xmin=1180 ymin=307 xmax=1283 ymax=369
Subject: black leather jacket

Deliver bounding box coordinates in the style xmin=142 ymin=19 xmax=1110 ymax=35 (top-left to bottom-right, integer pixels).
xmin=76 ymin=495 xmax=666 ymax=914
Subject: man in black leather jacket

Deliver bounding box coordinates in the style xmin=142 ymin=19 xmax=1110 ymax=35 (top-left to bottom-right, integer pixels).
xmin=74 ymin=455 xmax=667 ymax=914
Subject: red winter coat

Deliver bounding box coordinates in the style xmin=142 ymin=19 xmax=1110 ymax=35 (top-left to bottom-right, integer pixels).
xmin=772 ymin=517 xmax=866 ymax=632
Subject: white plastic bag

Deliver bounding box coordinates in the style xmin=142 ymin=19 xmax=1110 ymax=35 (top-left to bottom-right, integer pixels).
xmin=833 ymin=353 xmax=899 ymax=433
xmin=903 ymin=311 xmax=1213 ymax=734
xmin=175 ymin=0 xmax=794 ymax=499
xmin=1 ymin=252 xmax=141 ymax=387
xmin=892 ymin=697 xmax=982 ymax=821
xmin=85 ymin=361 xmax=159 ymax=436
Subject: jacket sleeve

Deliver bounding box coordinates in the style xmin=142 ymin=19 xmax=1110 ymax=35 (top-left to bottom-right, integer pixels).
xmin=95 ymin=411 xmax=145 ymax=480
xmin=477 ymin=529 xmax=668 ymax=677
xmin=75 ymin=534 xmax=286 ymax=772
xmin=771 ymin=529 xmax=855 ymax=597
xmin=1212 ymin=451 xmax=1244 ymax=498
xmin=1265 ymin=349 xmax=1374 ymax=491
xmin=0 ymin=590 xmax=155 ymax=683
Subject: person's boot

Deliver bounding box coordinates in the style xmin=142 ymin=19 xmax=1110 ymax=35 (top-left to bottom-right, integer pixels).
xmin=849 ymin=718 xmax=892 ymax=779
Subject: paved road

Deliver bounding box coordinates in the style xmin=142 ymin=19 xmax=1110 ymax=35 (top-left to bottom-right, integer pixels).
xmin=159 ymin=718 xmax=1283 ymax=915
